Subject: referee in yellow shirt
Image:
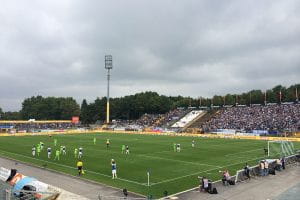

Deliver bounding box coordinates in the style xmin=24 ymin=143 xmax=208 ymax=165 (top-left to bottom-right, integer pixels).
xmin=77 ymin=160 xmax=83 ymax=176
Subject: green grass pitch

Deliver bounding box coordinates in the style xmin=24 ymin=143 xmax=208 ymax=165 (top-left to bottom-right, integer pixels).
xmin=0 ymin=133 xmax=299 ymax=198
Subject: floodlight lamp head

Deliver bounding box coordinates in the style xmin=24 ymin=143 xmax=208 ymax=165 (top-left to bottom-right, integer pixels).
xmin=105 ymin=55 xmax=113 ymax=69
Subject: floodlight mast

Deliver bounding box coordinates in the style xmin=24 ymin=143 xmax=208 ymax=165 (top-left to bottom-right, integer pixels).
xmin=105 ymin=55 xmax=113 ymax=124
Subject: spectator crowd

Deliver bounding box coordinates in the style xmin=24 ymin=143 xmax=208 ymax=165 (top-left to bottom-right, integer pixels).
xmin=110 ymin=108 xmax=191 ymax=130
xmin=201 ymin=104 xmax=300 ymax=133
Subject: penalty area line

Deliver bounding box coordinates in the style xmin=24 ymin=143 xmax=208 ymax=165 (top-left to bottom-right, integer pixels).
xmin=138 ymin=154 xmax=220 ymax=168
xmin=225 ymin=148 xmax=262 ymax=157
xmin=150 ymin=167 xmax=222 ymax=186
xmin=0 ymin=149 xmax=146 ymax=186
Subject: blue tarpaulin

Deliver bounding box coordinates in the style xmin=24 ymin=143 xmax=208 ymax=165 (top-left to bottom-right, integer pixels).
xmin=13 ymin=177 xmax=36 ymax=195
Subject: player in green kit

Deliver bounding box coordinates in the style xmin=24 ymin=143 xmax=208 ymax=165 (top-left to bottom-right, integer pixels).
xmin=37 ymin=144 xmax=41 ymax=156
xmin=74 ymin=148 xmax=78 ymax=158
xmin=121 ymin=145 xmax=125 ymax=154
xmin=54 ymin=139 xmax=57 ymax=146
xmin=40 ymin=142 xmax=44 ymax=151
xmin=93 ymin=137 xmax=96 ymax=145
xmin=54 ymin=149 xmax=60 ymax=161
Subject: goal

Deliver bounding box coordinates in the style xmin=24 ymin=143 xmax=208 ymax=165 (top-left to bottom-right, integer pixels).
xmin=267 ymin=140 xmax=295 ymax=157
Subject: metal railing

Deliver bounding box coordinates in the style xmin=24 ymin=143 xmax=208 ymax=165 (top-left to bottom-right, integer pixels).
xmin=235 ymin=154 xmax=300 ymax=182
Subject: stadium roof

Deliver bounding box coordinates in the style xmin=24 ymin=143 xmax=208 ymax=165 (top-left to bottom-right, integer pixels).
xmin=0 ymin=120 xmax=72 ymax=124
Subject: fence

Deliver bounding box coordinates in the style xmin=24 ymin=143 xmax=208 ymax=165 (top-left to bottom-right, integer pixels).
xmin=0 ymin=180 xmax=12 ymax=200
xmin=235 ymin=154 xmax=300 ymax=183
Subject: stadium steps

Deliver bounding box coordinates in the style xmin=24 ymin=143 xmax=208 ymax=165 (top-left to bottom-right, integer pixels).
xmin=185 ymin=109 xmax=219 ymax=132
xmin=180 ymin=111 xmax=207 ymax=132
xmin=158 ymin=109 xmax=192 ymax=128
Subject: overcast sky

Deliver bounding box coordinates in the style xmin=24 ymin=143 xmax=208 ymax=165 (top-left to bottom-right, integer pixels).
xmin=0 ymin=0 xmax=299 ymax=111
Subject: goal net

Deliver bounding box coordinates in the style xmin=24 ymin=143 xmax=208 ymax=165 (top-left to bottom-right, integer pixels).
xmin=268 ymin=140 xmax=295 ymax=157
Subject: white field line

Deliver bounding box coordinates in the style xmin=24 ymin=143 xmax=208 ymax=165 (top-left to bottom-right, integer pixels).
xmin=138 ymin=154 xmax=220 ymax=168
xmin=150 ymin=167 xmax=222 ymax=186
xmin=163 ymin=179 xmax=223 ymax=199
xmin=144 ymin=149 xmax=173 ymax=155
xmin=0 ymin=149 xmax=146 ymax=186
xmin=207 ymin=142 xmax=264 ymax=150
xmin=74 ymin=145 xmax=219 ymax=168
xmin=226 ymin=155 xmax=258 ymax=161
xmin=225 ymin=148 xmax=262 ymax=157
xmin=82 ymin=144 xmax=219 ymax=167
xmin=151 ymin=155 xmax=266 ymax=186
xmin=0 ymin=144 xmax=269 ymax=187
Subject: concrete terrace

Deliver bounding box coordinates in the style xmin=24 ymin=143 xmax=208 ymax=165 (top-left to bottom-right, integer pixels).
xmin=173 ymin=163 xmax=300 ymax=200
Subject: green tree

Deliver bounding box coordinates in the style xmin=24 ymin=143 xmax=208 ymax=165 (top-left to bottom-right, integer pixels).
xmin=1 ymin=112 xmax=21 ymax=120
xmin=21 ymin=96 xmax=80 ymax=120
xmin=80 ymin=99 xmax=89 ymax=124
xmin=224 ymin=94 xmax=235 ymax=105
xmin=249 ymin=90 xmax=263 ymax=104
xmin=212 ymin=95 xmax=223 ymax=106
xmin=0 ymin=107 xmax=3 ymax=119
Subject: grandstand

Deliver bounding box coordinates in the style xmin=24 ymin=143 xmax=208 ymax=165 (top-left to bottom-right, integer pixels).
xmin=104 ymin=102 xmax=300 ymax=137
xmin=0 ymin=120 xmax=78 ymax=134
xmin=2 ymin=103 xmax=299 ymax=137
xmin=199 ymin=103 xmax=300 ymax=135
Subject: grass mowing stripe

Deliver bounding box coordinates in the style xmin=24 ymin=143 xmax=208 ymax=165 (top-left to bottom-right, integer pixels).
xmin=225 ymin=148 xmax=262 ymax=157
xmin=138 ymin=153 xmax=220 ymax=168
xmin=77 ymin=144 xmax=218 ymax=168
xmin=0 ymin=149 xmax=146 ymax=186
xmin=150 ymin=167 xmax=222 ymax=186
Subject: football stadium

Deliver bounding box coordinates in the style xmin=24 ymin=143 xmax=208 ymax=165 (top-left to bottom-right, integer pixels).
xmin=1 ymin=1 xmax=300 ymax=200
xmin=0 ymin=98 xmax=300 ymax=199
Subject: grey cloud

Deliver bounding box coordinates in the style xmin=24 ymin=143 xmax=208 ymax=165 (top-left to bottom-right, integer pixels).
xmin=0 ymin=0 xmax=300 ymax=111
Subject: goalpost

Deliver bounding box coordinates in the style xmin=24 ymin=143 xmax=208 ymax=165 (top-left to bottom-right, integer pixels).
xmin=235 ymin=140 xmax=297 ymax=183
xmin=267 ymin=140 xmax=295 ymax=157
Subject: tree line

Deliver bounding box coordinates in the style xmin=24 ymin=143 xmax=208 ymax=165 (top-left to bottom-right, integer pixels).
xmin=0 ymin=96 xmax=80 ymax=121
xmin=0 ymin=84 xmax=299 ymax=123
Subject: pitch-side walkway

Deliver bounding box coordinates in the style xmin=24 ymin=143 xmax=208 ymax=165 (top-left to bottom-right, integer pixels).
xmin=0 ymin=156 xmax=144 ymax=200
xmin=172 ymin=164 xmax=300 ymax=200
